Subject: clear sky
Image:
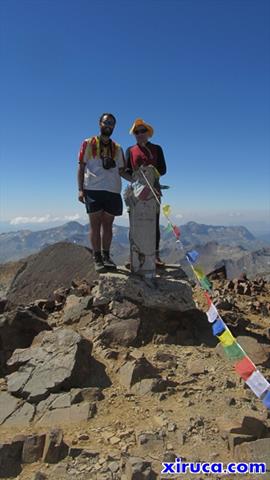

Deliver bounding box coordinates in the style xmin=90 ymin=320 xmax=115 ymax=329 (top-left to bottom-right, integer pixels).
xmin=1 ymin=0 xmax=270 ymax=233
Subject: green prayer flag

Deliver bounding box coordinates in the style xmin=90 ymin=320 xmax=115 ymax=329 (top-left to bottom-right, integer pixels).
xmin=165 ymin=223 xmax=173 ymax=233
xmin=199 ymin=276 xmax=212 ymax=291
xmin=224 ymin=342 xmax=246 ymax=361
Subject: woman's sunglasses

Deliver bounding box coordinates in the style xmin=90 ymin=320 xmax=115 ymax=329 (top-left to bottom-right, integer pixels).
xmin=134 ymin=128 xmax=148 ymax=135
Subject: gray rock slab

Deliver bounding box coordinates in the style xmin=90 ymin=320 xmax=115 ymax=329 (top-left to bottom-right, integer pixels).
xmin=98 ymin=317 xmax=141 ymax=347
xmin=36 ymin=402 xmax=96 ymax=427
xmin=0 ymin=391 xmax=21 ymax=425
xmin=6 ymin=329 xmax=93 ymax=403
xmin=92 ymin=273 xmax=195 ymax=312
xmin=2 ymin=402 xmax=35 ymax=426
xmin=62 ymin=295 xmax=93 ymax=325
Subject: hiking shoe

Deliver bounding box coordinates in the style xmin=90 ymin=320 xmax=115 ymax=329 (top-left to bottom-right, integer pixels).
xmin=102 ymin=253 xmax=117 ymax=270
xmin=94 ymin=253 xmax=105 ymax=273
xmin=155 ymin=256 xmax=166 ymax=269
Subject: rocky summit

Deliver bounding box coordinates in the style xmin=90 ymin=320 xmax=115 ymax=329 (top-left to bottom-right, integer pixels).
xmin=0 ymin=244 xmax=270 ymax=479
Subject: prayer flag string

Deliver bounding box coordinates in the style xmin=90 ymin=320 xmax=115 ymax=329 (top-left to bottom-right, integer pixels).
xmin=185 ymin=249 xmax=270 ymax=410
xmin=136 ymin=171 xmax=270 ymax=409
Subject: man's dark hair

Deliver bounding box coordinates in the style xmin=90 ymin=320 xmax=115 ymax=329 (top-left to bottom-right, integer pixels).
xmin=99 ymin=113 xmax=116 ymax=124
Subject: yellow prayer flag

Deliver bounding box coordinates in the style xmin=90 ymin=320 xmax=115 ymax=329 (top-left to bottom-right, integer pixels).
xmin=217 ymin=329 xmax=235 ymax=347
xmin=162 ymin=204 xmax=171 ymax=217
xmin=193 ymin=266 xmax=205 ymax=280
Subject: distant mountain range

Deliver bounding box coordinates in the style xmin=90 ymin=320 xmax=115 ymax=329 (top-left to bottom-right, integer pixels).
xmin=0 ymin=221 xmax=269 ymax=279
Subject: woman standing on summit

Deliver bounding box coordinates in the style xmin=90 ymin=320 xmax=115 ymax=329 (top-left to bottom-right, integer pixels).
xmin=125 ymin=118 xmax=167 ymax=267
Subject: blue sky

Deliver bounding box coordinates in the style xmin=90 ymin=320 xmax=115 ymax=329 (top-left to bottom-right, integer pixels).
xmin=1 ymin=0 xmax=269 ymax=233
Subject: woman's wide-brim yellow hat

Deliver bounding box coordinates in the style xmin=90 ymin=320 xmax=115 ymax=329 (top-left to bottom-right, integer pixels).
xmin=129 ymin=118 xmax=154 ymax=137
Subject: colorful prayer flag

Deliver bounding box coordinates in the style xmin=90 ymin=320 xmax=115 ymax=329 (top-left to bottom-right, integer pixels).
xmin=245 ymin=370 xmax=270 ymax=398
xmin=212 ymin=318 xmax=226 ymax=336
xmin=217 ymin=329 xmax=235 ymax=347
xmin=165 ymin=223 xmax=173 ymax=233
xmin=204 ymin=292 xmax=212 ymax=307
xmin=173 ymin=225 xmax=181 ymax=238
xmin=200 ymin=276 xmax=212 ymax=292
xmin=193 ymin=266 xmax=205 ymax=280
xmin=186 ymin=250 xmax=199 ymax=263
xmin=262 ymin=390 xmax=270 ymax=409
xmin=207 ymin=303 xmax=219 ymax=323
xmin=162 ymin=204 xmax=171 ymax=217
xmin=224 ymin=342 xmax=245 ymax=361
xmin=234 ymin=356 xmax=256 ymax=381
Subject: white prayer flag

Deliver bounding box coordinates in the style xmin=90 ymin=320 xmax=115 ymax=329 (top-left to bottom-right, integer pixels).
xmin=207 ymin=303 xmax=219 ymax=323
xmin=245 ymin=370 xmax=270 ymax=398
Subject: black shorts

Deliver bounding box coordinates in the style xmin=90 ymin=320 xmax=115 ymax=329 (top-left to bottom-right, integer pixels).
xmin=84 ymin=190 xmax=123 ymax=216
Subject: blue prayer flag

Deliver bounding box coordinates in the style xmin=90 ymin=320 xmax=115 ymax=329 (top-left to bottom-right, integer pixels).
xmin=212 ymin=318 xmax=226 ymax=336
xmin=186 ymin=250 xmax=199 ymax=263
xmin=262 ymin=390 xmax=270 ymax=409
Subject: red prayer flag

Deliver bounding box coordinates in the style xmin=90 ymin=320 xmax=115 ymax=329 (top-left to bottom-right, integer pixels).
xmin=234 ymin=356 xmax=256 ymax=381
xmin=173 ymin=225 xmax=180 ymax=238
xmin=204 ymin=292 xmax=212 ymax=307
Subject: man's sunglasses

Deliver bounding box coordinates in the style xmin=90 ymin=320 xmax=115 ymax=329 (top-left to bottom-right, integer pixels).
xmin=134 ymin=128 xmax=148 ymax=135
xmin=102 ymin=120 xmax=115 ymax=127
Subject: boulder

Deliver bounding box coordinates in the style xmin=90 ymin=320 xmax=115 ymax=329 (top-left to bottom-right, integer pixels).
xmin=0 ymin=437 xmax=24 ymax=477
xmin=92 ymin=272 xmax=195 ymax=312
xmin=98 ymin=317 xmax=141 ymax=347
xmin=42 ymin=429 xmax=68 ymax=464
xmin=118 ymin=357 xmax=160 ymax=389
xmin=109 ymin=300 xmax=140 ymax=319
xmin=0 ymin=306 xmax=51 ymax=371
xmin=6 ymin=329 xmax=93 ymax=403
xmin=6 ymin=242 xmax=98 ymax=306
xmin=234 ymin=438 xmax=270 ymax=466
xmin=125 ymin=456 xmax=157 ymax=479
xmin=62 ymin=295 xmax=93 ymax=325
xmin=22 ymin=434 xmax=46 ymax=463
xmin=216 ymin=413 xmax=268 ymax=441
xmin=237 ymin=336 xmax=270 ymax=365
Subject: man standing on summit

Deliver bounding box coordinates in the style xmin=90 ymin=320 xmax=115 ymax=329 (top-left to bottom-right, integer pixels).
xmin=78 ymin=113 xmax=125 ymax=272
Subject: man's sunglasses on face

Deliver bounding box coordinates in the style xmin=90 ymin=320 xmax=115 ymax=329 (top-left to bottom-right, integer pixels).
xmin=102 ymin=119 xmax=115 ymax=127
xmin=134 ymin=128 xmax=148 ymax=135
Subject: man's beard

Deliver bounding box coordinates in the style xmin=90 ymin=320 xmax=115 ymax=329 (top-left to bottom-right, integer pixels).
xmin=100 ymin=126 xmax=113 ymax=137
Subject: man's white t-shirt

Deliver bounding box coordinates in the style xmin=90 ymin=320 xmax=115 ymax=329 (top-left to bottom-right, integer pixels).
xmin=81 ymin=141 xmax=124 ymax=194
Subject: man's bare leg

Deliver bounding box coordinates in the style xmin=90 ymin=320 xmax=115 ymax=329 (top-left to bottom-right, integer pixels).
xmin=101 ymin=212 xmax=116 ymax=269
xmin=89 ymin=211 xmax=104 ymax=271
xmin=101 ymin=212 xmax=114 ymax=250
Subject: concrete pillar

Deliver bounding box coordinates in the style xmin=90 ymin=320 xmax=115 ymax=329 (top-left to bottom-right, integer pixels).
xmin=125 ymin=166 xmax=159 ymax=278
